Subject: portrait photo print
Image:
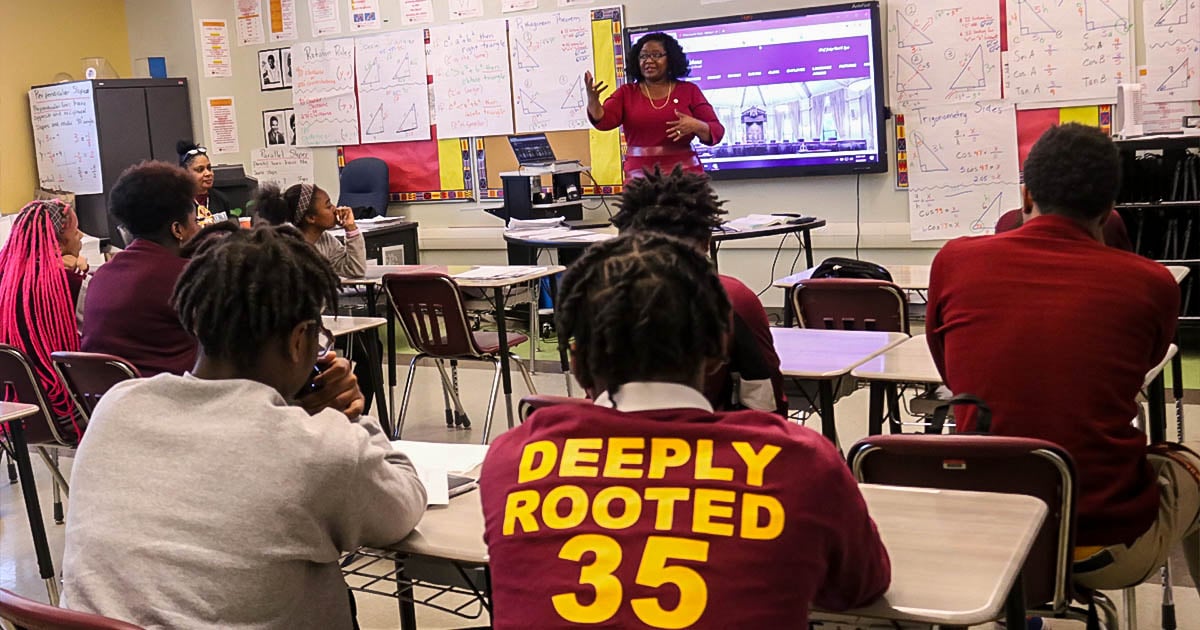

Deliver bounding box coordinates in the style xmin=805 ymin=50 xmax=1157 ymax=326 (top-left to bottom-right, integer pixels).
xmin=258 ymin=48 xmax=285 ymax=91
xmin=262 ymin=108 xmax=293 ymax=146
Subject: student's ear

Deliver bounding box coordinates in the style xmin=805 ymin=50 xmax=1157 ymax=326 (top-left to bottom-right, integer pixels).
xmin=286 ymin=321 xmax=311 ymax=364
xmin=171 ymin=221 xmax=188 ymax=242
xmin=1021 ymin=186 xmax=1034 ymax=217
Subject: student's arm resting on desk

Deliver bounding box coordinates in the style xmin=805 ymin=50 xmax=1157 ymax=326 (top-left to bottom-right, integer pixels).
xmin=316 ymin=230 xmax=367 ymax=279
xmin=331 ymin=414 xmax=427 ymax=548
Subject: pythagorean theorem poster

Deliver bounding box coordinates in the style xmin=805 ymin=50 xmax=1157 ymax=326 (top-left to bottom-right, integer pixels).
xmin=510 ymin=9 xmax=594 ymax=132
xmin=292 ymin=39 xmax=360 ymax=146
xmin=887 ymin=0 xmax=1002 ymax=112
xmin=906 ymin=101 xmax=1020 ymax=241
xmin=356 ymin=30 xmax=432 ymax=143
xmin=428 ymin=20 xmax=515 ymax=138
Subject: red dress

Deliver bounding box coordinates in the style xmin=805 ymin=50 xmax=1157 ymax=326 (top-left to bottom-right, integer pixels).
xmin=589 ymin=81 xmax=725 ymax=181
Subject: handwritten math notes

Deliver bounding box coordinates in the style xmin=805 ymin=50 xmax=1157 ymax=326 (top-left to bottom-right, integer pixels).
xmin=1142 ymin=0 xmax=1200 ymax=103
xmin=510 ymin=9 xmax=594 ymax=133
xmin=906 ymin=101 xmax=1020 ymax=241
xmin=251 ymin=146 xmax=315 ymax=187
xmin=292 ymin=39 xmax=360 ymax=146
xmin=356 ymin=31 xmax=432 ymax=143
xmin=428 ymin=20 xmax=515 ymax=138
xmin=28 ymin=82 xmax=102 ymax=195
xmin=1004 ymin=0 xmax=1134 ymax=105
xmin=888 ymin=0 xmax=1002 ymax=112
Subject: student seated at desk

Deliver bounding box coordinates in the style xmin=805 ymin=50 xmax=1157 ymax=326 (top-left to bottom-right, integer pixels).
xmin=479 ymin=233 xmax=890 ymax=628
xmin=255 ymin=182 xmax=367 ymax=278
xmin=82 ymin=161 xmax=202 ymax=376
xmin=611 ymin=166 xmax=786 ymax=416
xmin=927 ymin=123 xmax=1199 ymax=592
xmin=62 ymin=226 xmax=427 ymax=629
xmin=0 ymin=199 xmax=87 ymax=424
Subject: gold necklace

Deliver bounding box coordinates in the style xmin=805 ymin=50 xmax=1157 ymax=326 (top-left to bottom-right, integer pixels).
xmin=641 ymin=82 xmax=675 ymax=110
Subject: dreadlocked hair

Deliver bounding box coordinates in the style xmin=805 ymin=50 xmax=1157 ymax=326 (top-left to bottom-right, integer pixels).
xmin=0 ymin=200 xmax=81 ymax=426
xmin=611 ymin=165 xmax=726 ymax=247
xmin=555 ymin=232 xmax=730 ymax=396
xmin=172 ymin=225 xmax=340 ymax=368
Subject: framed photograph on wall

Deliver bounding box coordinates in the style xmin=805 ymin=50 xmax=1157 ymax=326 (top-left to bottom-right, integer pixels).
xmin=263 ymin=109 xmax=290 ymax=146
xmin=281 ymin=48 xmax=293 ymax=88
xmin=283 ymin=108 xmax=296 ymax=145
xmin=259 ymin=49 xmax=285 ymax=91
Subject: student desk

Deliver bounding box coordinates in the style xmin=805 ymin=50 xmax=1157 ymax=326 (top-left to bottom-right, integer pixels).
xmin=351 ymin=441 xmax=1045 ymax=630
xmin=773 ymin=264 xmax=931 ymax=327
xmin=0 ymin=401 xmax=57 ymax=602
xmin=324 ymin=315 xmax=390 ymax=433
xmin=344 ymin=265 xmax=565 ymax=434
xmin=852 ymin=335 xmax=1181 ymax=442
xmin=771 ymin=328 xmax=908 ymax=447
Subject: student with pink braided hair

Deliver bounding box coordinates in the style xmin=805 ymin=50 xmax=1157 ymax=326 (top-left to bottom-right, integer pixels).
xmin=0 ymin=199 xmax=88 ymax=423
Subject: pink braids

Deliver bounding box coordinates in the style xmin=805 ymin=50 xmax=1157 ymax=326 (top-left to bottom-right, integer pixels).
xmin=0 ymin=200 xmax=81 ymax=429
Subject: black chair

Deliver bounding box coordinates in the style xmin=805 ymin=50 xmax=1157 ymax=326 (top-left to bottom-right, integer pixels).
xmin=338 ymin=157 xmax=389 ymax=216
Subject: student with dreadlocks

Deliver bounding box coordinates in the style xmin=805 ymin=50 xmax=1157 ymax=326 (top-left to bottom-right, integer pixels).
xmin=82 ymin=161 xmax=202 ymax=376
xmin=611 ymin=165 xmax=786 ymax=416
xmin=254 ymin=182 xmax=367 ymax=278
xmin=62 ymin=226 xmax=426 ymax=629
xmin=0 ymin=199 xmax=87 ymax=425
xmin=478 ymin=233 xmax=890 ymax=629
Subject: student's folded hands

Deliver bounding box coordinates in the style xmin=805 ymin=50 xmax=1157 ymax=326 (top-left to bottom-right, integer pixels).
xmin=297 ymin=352 xmax=365 ymax=420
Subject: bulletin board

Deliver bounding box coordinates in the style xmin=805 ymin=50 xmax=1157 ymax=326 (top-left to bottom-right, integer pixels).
xmin=338 ymin=136 xmax=474 ymax=202
xmin=479 ymin=6 xmax=627 ymax=200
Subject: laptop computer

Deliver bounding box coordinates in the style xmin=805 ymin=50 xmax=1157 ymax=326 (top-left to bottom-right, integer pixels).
xmin=508 ymin=134 xmax=575 ymax=167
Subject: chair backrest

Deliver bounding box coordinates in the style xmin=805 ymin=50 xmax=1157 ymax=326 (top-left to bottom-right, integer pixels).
xmin=0 ymin=588 xmax=144 ymax=630
xmin=0 ymin=345 xmax=75 ymax=447
xmin=337 ymin=157 xmax=390 ymax=215
xmin=792 ymin=278 xmax=909 ymax=333
xmin=50 ymin=352 xmax=141 ymax=421
xmin=518 ymin=395 xmax=592 ymax=422
xmin=382 ymin=272 xmax=484 ymax=359
xmin=847 ymin=434 xmax=1077 ymax=612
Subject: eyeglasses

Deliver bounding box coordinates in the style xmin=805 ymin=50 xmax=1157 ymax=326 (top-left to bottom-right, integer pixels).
xmin=638 ymin=52 xmax=667 ymax=61
xmin=312 ymin=321 xmax=335 ymax=358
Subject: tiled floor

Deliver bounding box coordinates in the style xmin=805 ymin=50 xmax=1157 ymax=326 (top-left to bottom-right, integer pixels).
xmin=2 ymin=359 xmax=1199 ymax=629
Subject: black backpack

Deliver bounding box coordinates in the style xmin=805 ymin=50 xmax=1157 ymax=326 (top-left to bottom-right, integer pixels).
xmin=811 ymin=256 xmax=892 ymax=282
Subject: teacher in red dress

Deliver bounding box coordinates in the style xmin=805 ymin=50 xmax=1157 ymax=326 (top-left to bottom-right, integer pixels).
xmin=585 ymin=32 xmax=725 ymax=181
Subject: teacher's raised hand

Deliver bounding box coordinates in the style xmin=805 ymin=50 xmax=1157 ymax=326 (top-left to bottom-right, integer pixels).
xmin=585 ymin=71 xmax=608 ymax=120
xmin=667 ymin=109 xmax=712 ymax=144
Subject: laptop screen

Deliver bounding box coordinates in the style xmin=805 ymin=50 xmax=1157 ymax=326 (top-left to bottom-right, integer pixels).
xmin=508 ymin=134 xmax=556 ymax=165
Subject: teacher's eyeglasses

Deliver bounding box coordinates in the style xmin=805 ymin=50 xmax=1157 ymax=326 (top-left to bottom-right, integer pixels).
xmin=638 ymin=52 xmax=667 ymax=61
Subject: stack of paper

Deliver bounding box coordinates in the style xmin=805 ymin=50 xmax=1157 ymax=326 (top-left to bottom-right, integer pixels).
xmin=391 ymin=440 xmax=489 ymax=506
xmin=453 ymin=265 xmax=547 ymax=280
xmin=721 ymin=214 xmax=790 ymax=232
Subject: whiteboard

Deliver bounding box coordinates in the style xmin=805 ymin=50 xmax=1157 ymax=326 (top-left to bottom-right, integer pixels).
xmin=28 ymin=82 xmax=103 ymax=195
xmin=292 ymin=38 xmax=360 ymax=146
xmin=1003 ymin=0 xmax=1134 ymax=105
xmin=907 ymin=101 xmax=1020 ymax=241
xmin=510 ymin=9 xmax=594 ymax=133
xmin=888 ymin=0 xmax=1003 ymax=112
xmin=428 ymin=19 xmax=515 ymax=138
xmin=356 ymin=30 xmax=432 ymax=143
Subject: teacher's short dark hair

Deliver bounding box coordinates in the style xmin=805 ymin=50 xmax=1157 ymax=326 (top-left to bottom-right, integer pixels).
xmin=626 ymin=32 xmax=690 ymax=82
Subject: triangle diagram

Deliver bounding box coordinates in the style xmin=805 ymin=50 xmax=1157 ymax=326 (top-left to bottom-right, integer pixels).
xmin=397 ymin=103 xmax=418 ymax=132
xmin=912 ymin=133 xmax=949 ymax=172
xmin=972 ymin=191 xmax=1004 ymax=232
xmin=361 ymin=58 xmax=381 ymax=86
xmin=560 ymin=76 xmax=584 ymax=109
xmin=519 ymin=88 xmax=547 ymax=114
xmin=1158 ymin=58 xmax=1191 ymax=91
xmin=515 ymin=41 xmax=539 ymax=70
xmin=1019 ymin=0 xmax=1059 ymax=35
xmin=895 ymin=10 xmax=933 ymax=48
xmin=393 ymin=53 xmax=412 ymax=82
xmin=365 ymin=103 xmax=385 ymax=135
xmin=896 ymin=56 xmax=932 ymax=92
xmin=949 ymin=45 xmax=987 ymax=90
xmin=1155 ymin=0 xmax=1188 ymax=26
xmin=1084 ymin=0 xmax=1129 ymax=31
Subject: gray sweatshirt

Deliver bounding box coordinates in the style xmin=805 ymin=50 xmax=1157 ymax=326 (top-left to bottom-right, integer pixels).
xmin=314 ymin=230 xmax=367 ymax=278
xmin=61 ymin=373 xmax=426 ymax=629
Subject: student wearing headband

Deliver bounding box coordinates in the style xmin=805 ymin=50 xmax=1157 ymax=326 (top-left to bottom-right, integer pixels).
xmin=177 ymin=140 xmax=232 ymax=226
xmin=253 ymin=182 xmax=366 ymax=279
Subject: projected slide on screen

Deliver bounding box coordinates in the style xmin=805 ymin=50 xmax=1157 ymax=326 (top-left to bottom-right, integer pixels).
xmin=633 ymin=4 xmax=887 ymax=179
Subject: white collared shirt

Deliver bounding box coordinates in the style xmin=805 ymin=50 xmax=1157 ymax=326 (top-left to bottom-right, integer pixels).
xmin=591 ymin=381 xmax=714 ymax=413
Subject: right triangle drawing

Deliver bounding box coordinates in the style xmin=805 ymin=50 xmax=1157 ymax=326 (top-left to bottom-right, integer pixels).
xmin=1155 ymin=0 xmax=1189 ymax=26
xmin=896 ymin=56 xmax=933 ymax=92
xmin=514 ymin=42 xmax=539 ymax=70
xmin=1158 ymin=58 xmax=1192 ymax=91
xmin=895 ymin=11 xmax=933 ymax=48
xmin=519 ymin=88 xmax=547 ymax=115
xmin=912 ymin=132 xmax=949 ymax=172
xmin=365 ymin=103 xmax=385 ymax=135
xmin=396 ymin=103 xmax=418 ymax=132
xmin=361 ymin=59 xmax=381 ymax=86
xmin=949 ymin=45 xmax=987 ymax=90
xmin=1019 ymin=0 xmax=1060 ymax=35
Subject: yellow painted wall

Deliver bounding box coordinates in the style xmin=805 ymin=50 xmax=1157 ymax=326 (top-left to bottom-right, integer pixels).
xmin=0 ymin=1 xmax=131 ymax=213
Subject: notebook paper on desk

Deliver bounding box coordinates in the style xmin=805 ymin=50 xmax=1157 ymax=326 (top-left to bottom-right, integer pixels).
xmin=391 ymin=440 xmax=489 ymax=506
xmin=453 ymin=266 xmax=547 ymax=280
xmin=721 ymin=214 xmax=791 ymax=232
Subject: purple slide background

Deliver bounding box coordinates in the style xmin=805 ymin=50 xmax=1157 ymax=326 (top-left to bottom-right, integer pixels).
xmin=664 ymin=9 xmax=871 ymax=40
xmin=685 ymin=36 xmax=871 ymax=90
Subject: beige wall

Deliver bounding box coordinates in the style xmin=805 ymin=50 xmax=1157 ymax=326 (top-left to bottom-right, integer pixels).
xmin=0 ymin=0 xmax=132 ymax=214
xmin=124 ymin=0 xmax=203 ymax=138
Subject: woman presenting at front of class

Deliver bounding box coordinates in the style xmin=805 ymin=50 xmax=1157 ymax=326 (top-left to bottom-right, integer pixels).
xmin=586 ymin=32 xmax=724 ymax=180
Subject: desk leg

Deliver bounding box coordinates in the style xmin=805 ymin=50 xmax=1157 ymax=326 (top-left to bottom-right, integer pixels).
xmin=395 ymin=560 xmax=418 ymax=630
xmin=9 ymin=420 xmax=58 ymax=603
xmin=886 ymin=385 xmax=904 ymax=434
xmin=1150 ymin=372 xmax=1167 ymax=444
xmin=1172 ymin=342 xmax=1185 ymax=442
xmin=802 ymin=228 xmax=815 ymax=268
xmin=709 ymin=241 xmax=720 ymax=271
xmin=529 ymin=280 xmax=538 ymax=374
xmin=365 ymin=284 xmax=377 ymax=317
xmin=494 ymin=287 xmax=515 ymax=430
xmin=817 ymin=380 xmax=840 ymax=449
xmin=388 ymin=306 xmax=397 ymax=432
xmin=549 ymin=274 xmax=574 ymax=397
xmin=867 ymin=382 xmax=885 ymax=436
xmin=782 ymin=287 xmax=795 ymax=328
xmin=366 ymin=331 xmax=390 ymax=436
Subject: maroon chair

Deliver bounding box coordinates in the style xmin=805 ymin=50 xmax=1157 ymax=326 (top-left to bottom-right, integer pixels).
xmin=383 ymin=272 xmax=536 ymax=444
xmin=847 ymin=434 xmax=1117 ymax=629
xmin=50 ymin=352 xmax=141 ymax=422
xmin=0 ymin=588 xmax=143 ymax=630
xmin=518 ymin=394 xmax=592 ymax=422
xmin=791 ymin=278 xmax=909 ymax=334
